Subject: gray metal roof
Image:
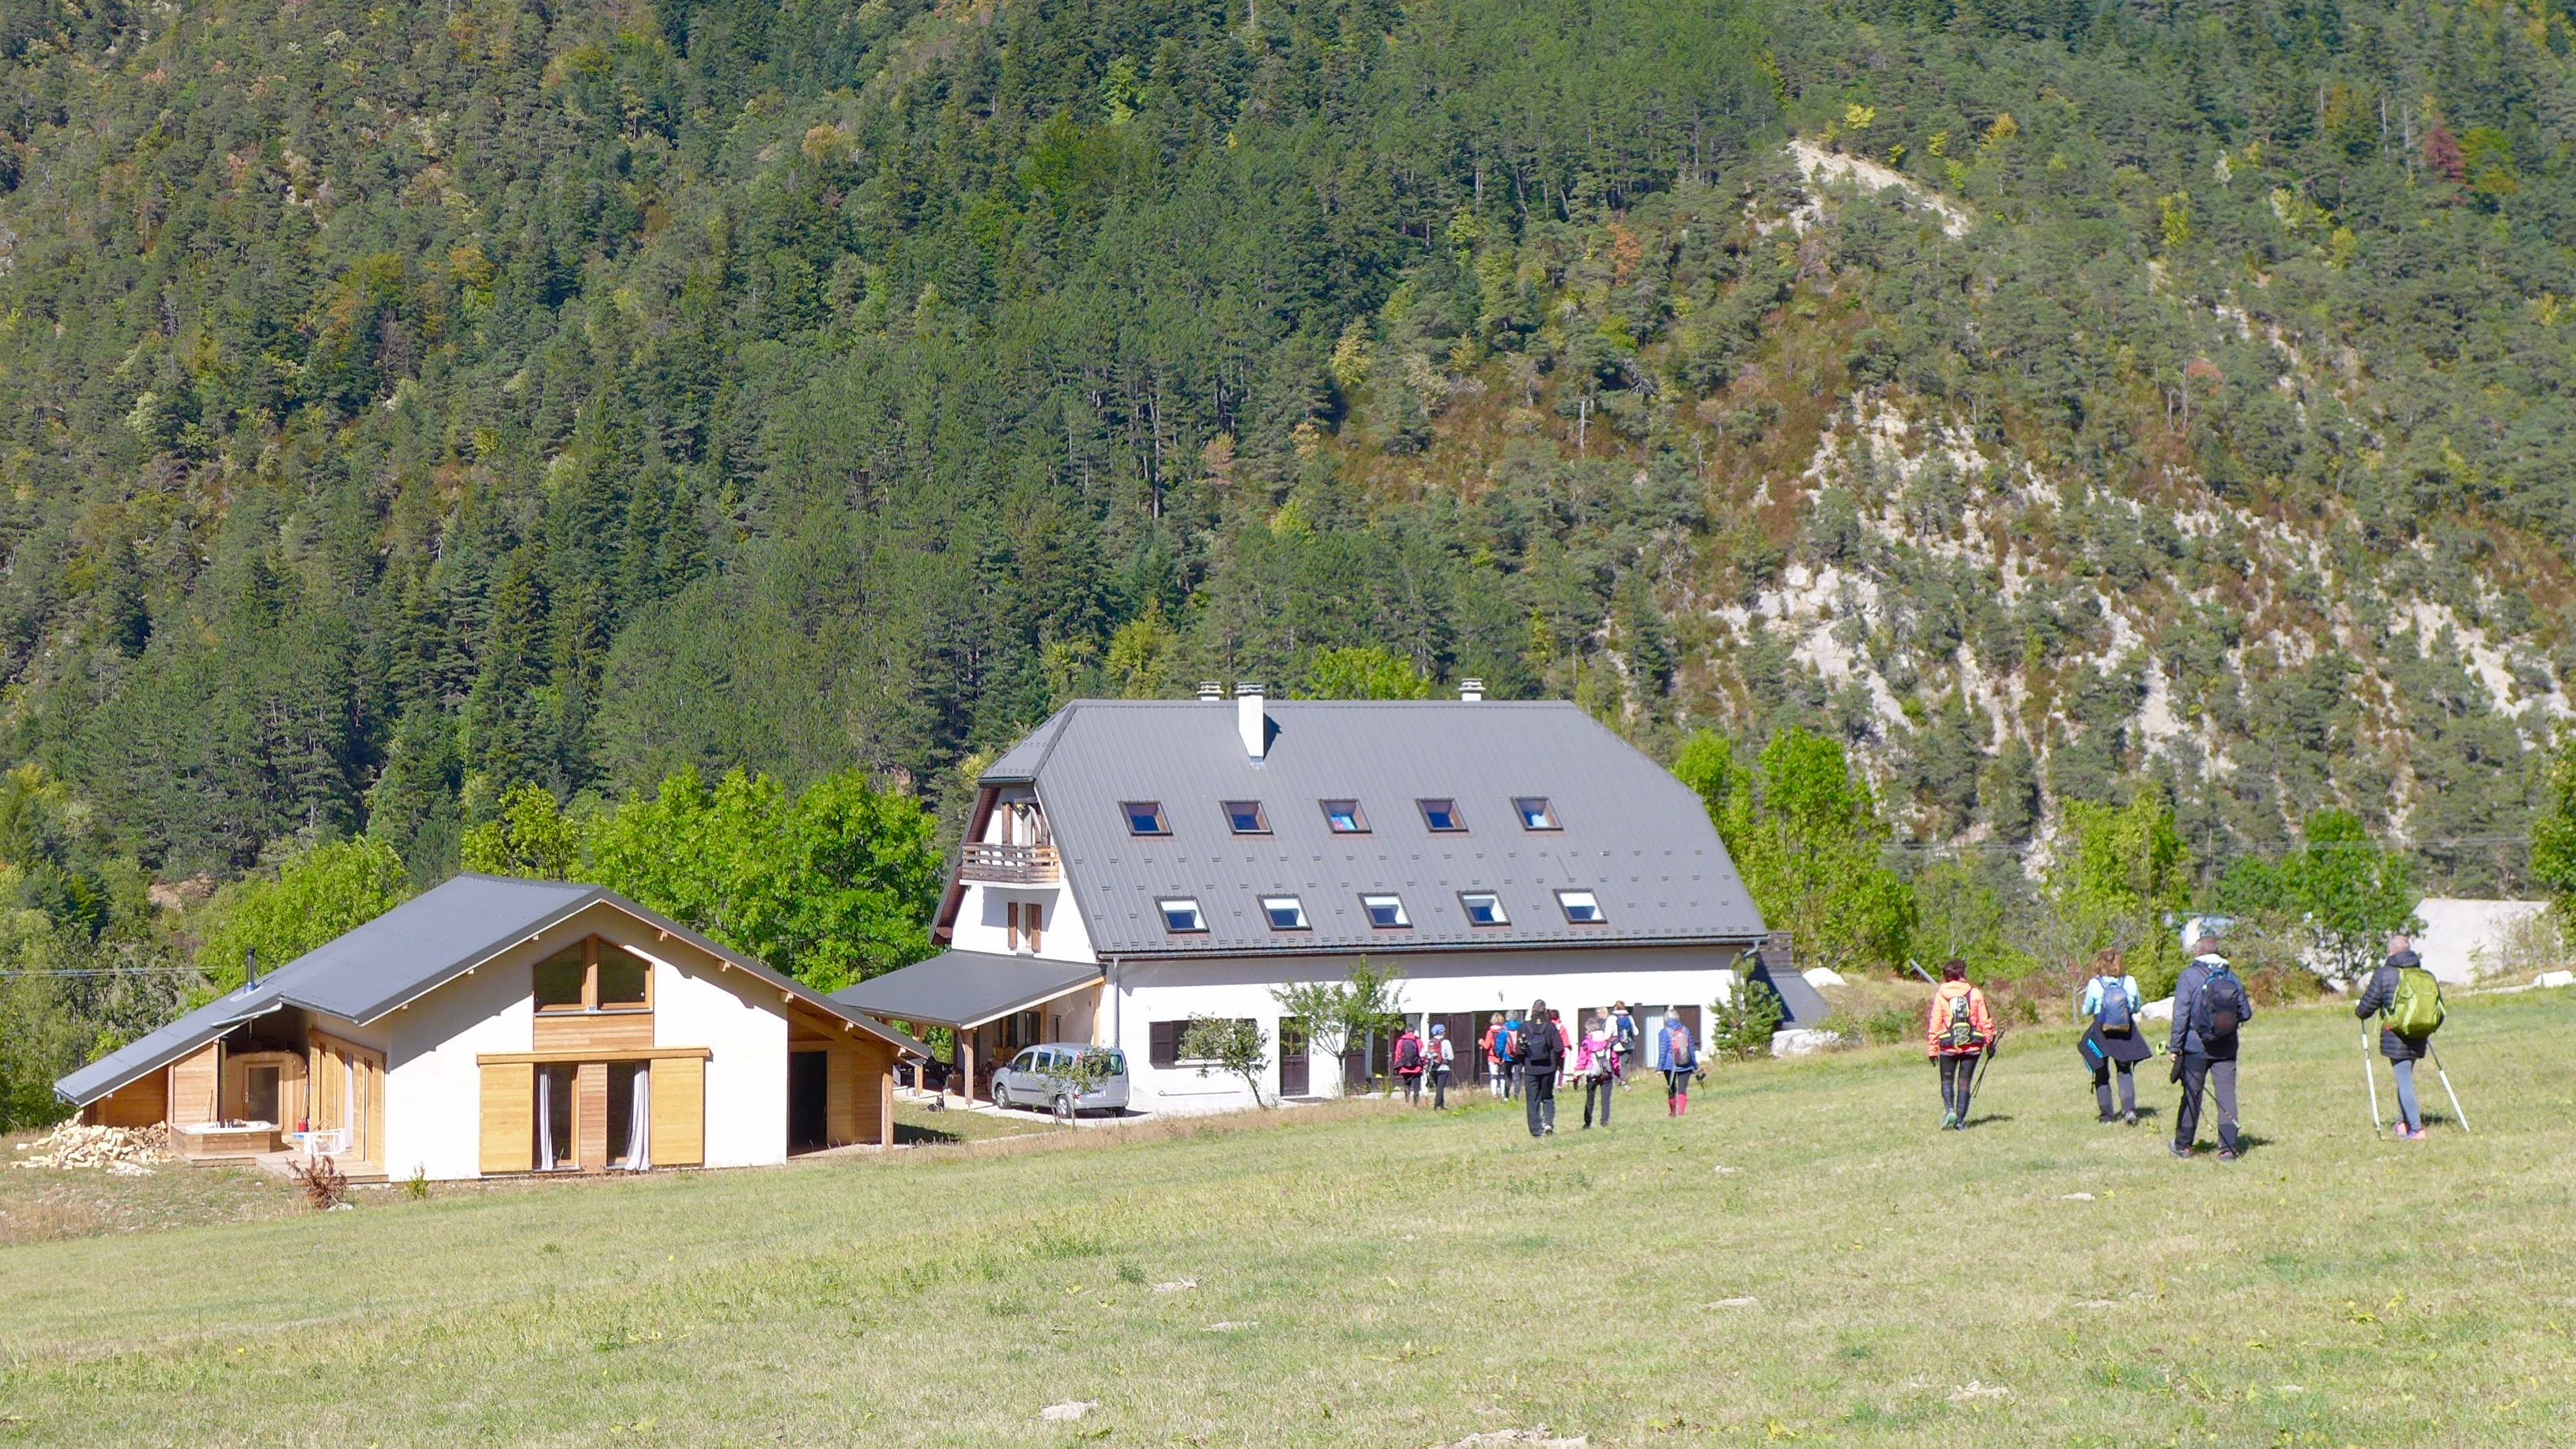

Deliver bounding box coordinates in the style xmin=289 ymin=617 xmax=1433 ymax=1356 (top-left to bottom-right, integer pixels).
xmin=57 ymin=874 xmax=923 ymax=1108
xmin=979 ymin=700 xmax=1767 ymax=960
xmin=828 ymin=950 xmax=1101 ymax=1030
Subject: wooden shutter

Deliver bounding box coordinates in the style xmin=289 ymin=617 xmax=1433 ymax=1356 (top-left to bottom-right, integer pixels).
xmin=650 ymin=1055 xmax=704 ymax=1167
xmin=1148 ymin=1021 xmax=1180 ymax=1069
xmin=478 ymin=1063 xmax=533 ymax=1175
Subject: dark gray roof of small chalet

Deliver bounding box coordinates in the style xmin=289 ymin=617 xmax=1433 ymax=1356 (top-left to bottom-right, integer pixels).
xmin=830 ymin=950 xmax=1101 ymax=1031
xmin=980 ymin=699 xmax=1767 ymax=959
xmin=56 ymin=874 xmax=923 ymax=1108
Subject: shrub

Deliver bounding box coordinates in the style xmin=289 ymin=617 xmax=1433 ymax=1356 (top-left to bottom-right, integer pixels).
xmin=1707 ymin=978 xmax=1785 ymax=1060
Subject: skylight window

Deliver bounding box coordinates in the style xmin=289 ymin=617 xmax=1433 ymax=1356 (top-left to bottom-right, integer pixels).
xmin=1556 ymin=889 xmax=1605 ymax=924
xmin=1223 ymin=800 xmax=1270 ymax=835
xmin=1321 ymin=799 xmax=1369 ymax=833
xmin=1459 ymin=892 xmax=1509 ymax=926
xmin=1261 ymin=896 xmax=1310 ymax=930
xmin=1125 ymin=802 xmax=1171 ymax=836
xmin=1416 ymin=798 xmax=1465 ymax=832
xmin=1159 ymin=898 xmax=1206 ymax=933
xmin=1513 ymin=797 xmax=1560 ymax=831
xmin=1361 ymin=893 xmax=1410 ymax=928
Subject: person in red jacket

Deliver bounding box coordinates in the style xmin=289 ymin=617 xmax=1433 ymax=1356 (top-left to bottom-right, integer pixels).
xmin=1392 ymin=1024 xmax=1426 ymax=1104
xmin=1925 ymin=958 xmax=1996 ymax=1130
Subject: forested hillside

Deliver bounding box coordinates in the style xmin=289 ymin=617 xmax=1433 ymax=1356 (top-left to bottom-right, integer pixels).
xmin=5 ymin=0 xmax=2576 ymax=1108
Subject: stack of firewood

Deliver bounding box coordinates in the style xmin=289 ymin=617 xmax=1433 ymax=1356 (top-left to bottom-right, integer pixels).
xmin=10 ymin=1122 xmax=172 ymax=1174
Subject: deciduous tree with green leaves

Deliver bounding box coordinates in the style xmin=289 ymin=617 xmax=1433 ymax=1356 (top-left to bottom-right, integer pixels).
xmin=194 ymin=837 xmax=413 ymax=994
xmin=2216 ymin=809 xmax=2419 ymax=984
xmin=1676 ymin=728 xmax=1913 ymax=977
xmin=1179 ymin=1016 xmax=1272 ymax=1107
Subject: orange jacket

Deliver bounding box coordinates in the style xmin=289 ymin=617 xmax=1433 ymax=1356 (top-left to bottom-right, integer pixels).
xmin=1925 ymin=980 xmax=1995 ymax=1058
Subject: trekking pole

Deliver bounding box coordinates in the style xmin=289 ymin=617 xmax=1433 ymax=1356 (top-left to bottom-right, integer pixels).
xmin=2428 ymin=1042 xmax=2472 ymax=1135
xmin=2362 ymin=1023 xmax=2382 ymax=1135
xmin=1971 ymin=1036 xmax=1997 ymax=1098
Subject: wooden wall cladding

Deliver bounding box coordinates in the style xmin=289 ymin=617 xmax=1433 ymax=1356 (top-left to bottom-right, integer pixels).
xmin=84 ymin=1072 xmax=168 ymax=1128
xmin=168 ymin=1043 xmax=221 ymax=1128
xmin=533 ymin=1012 xmax=655 ymax=1056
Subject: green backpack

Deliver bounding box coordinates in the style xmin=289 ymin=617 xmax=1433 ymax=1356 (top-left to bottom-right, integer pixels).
xmin=2386 ymin=965 xmax=2446 ymax=1039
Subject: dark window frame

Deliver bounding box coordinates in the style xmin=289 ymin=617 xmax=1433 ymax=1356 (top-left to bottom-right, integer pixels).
xmin=1320 ymin=798 xmax=1371 ymax=834
xmin=1123 ymin=801 xmax=1171 ymax=836
xmin=1221 ymin=800 xmax=1271 ymax=835
xmin=1458 ymin=890 xmax=1511 ymax=926
xmin=1260 ymin=895 xmax=1311 ymax=930
xmin=1555 ymin=889 xmax=1607 ymax=925
xmin=1416 ymin=798 xmax=1466 ymax=832
xmin=1157 ymin=897 xmax=1208 ymax=934
xmin=1512 ymin=796 xmax=1561 ymax=831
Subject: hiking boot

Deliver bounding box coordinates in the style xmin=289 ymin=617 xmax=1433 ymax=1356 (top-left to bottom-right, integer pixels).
xmin=2403 ymin=1126 xmax=2429 ymax=1141
xmin=2097 ymin=1115 xmax=2116 ymax=1126
xmin=1942 ymin=1111 xmax=1959 ymax=1130
xmin=2168 ymin=1141 xmax=2193 ymax=1159
xmin=2216 ymin=1148 xmax=2238 ymax=1162
xmin=2123 ymin=1111 xmax=2138 ymax=1126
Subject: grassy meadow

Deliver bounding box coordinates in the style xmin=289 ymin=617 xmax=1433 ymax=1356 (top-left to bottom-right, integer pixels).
xmin=3 ymin=988 xmax=2573 ymax=1446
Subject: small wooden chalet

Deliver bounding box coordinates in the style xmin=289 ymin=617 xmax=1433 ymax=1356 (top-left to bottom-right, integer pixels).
xmin=55 ymin=875 xmax=924 ymax=1181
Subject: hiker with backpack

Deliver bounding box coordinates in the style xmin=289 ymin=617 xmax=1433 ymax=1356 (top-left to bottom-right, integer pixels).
xmin=2169 ymin=936 xmax=2254 ymax=1160
xmin=1654 ymin=1010 xmax=1699 ymax=1116
xmin=2355 ymin=934 xmax=2442 ymax=1140
xmin=1610 ymin=1002 xmax=1638 ymax=1087
xmin=1925 ymin=959 xmax=1995 ymax=1130
xmin=1427 ymin=1021 xmax=1456 ymax=1110
xmin=2076 ymin=948 xmax=2149 ymax=1126
xmin=1393 ymin=1023 xmax=1427 ymax=1104
xmin=1513 ymin=998 xmax=1565 ymax=1138
xmin=1576 ymin=1017 xmax=1616 ymax=1128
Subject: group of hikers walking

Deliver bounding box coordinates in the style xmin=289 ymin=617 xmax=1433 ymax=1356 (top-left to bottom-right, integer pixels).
xmin=1384 ymin=1002 xmax=1705 ymax=1137
xmin=1922 ymin=930 xmax=2457 ymax=1155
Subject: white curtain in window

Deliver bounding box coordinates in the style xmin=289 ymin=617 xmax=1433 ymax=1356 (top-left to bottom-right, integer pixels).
xmin=535 ymin=1067 xmax=554 ymax=1171
xmin=626 ymin=1063 xmax=651 ymax=1172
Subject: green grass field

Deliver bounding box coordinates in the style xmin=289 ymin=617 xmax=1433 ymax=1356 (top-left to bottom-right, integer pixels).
xmin=4 ymin=989 xmax=2573 ymax=1446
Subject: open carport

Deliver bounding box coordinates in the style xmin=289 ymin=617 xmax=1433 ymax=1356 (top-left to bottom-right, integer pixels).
xmin=830 ymin=950 xmax=1103 ymax=1104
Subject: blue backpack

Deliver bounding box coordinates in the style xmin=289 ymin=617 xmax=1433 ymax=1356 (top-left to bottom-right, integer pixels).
xmin=2094 ymin=978 xmax=2134 ymax=1038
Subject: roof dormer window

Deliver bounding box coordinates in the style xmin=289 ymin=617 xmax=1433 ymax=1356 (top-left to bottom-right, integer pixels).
xmin=1458 ymin=892 xmax=1509 ymax=926
xmin=1159 ymin=898 xmax=1207 ymax=933
xmin=1556 ymin=889 xmax=1605 ymax=924
xmin=1321 ymin=799 xmax=1369 ymax=834
xmin=1416 ymin=798 xmax=1465 ymax=832
xmin=1513 ymin=797 xmax=1560 ymax=831
xmin=1260 ymin=896 xmax=1310 ymax=930
xmin=1124 ymin=801 xmax=1171 ymax=836
xmin=1361 ymin=893 xmax=1410 ymax=928
xmin=1223 ymin=800 xmax=1270 ymax=835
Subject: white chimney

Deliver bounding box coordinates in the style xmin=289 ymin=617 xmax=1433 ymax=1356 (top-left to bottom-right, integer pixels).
xmin=1459 ymin=677 xmax=1485 ymax=702
xmin=1197 ymin=680 xmax=1224 ymax=701
xmin=1236 ymin=681 xmax=1266 ymax=761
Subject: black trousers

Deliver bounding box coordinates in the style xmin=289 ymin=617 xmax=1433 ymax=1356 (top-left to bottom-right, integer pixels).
xmin=1663 ymin=1068 xmax=1691 ymax=1101
xmin=1939 ymin=1054 xmax=1978 ymax=1120
xmin=2091 ymin=1059 xmax=2137 ymax=1118
xmin=1583 ymin=1076 xmax=1612 ymax=1126
xmin=1524 ymin=1072 xmax=1556 ymax=1136
xmin=1431 ymin=1066 xmax=1450 ymax=1110
xmin=1399 ymin=1072 xmax=1422 ymax=1103
xmin=2174 ymin=1054 xmax=2238 ymax=1153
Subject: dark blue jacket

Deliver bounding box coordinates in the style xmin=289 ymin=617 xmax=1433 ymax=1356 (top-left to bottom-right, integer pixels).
xmin=2354 ymin=952 xmax=2429 ymax=1062
xmin=2169 ymin=954 xmax=2252 ymax=1060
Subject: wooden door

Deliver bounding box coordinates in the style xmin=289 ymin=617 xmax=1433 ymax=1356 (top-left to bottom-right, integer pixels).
xmin=1278 ymin=1017 xmax=1309 ymax=1096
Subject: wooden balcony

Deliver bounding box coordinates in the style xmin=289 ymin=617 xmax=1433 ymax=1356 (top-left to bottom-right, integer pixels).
xmin=960 ymin=842 xmax=1062 ymax=884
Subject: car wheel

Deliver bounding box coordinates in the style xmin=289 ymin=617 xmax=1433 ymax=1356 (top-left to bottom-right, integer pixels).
xmin=1054 ymin=1093 xmax=1077 ymax=1122
xmin=990 ymin=1079 xmax=1010 ymax=1109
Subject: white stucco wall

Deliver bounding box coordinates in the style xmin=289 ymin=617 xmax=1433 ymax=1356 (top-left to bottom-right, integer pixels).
xmin=1105 ymin=944 xmax=1749 ymax=1113
xmin=951 ymin=878 xmax=1098 ymax=964
xmin=385 ymin=961 xmax=534 ymax=1182
xmin=653 ymin=954 xmax=787 ymax=1169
